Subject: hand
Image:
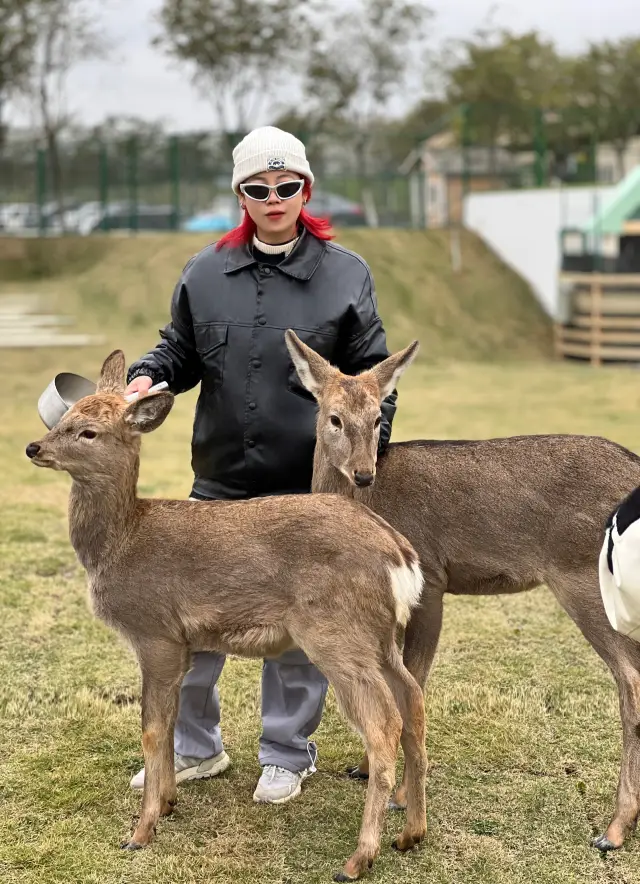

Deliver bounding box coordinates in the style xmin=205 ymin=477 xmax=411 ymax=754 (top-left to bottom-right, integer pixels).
xmin=124 ymin=376 xmax=154 ymax=397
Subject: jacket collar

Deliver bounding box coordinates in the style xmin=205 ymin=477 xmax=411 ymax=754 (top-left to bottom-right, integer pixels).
xmin=223 ymin=228 xmax=326 ymax=281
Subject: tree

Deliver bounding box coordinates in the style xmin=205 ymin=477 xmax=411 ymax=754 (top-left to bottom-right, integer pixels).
xmin=154 ymin=0 xmax=312 ymax=134
xmin=571 ymin=39 xmax=640 ymax=179
xmin=0 ymin=0 xmax=37 ymax=145
xmin=29 ymin=0 xmax=106 ymax=222
xmin=379 ymin=97 xmax=449 ymax=168
xmin=442 ymin=27 xmax=570 ymax=150
xmin=298 ymin=0 xmax=432 ymax=171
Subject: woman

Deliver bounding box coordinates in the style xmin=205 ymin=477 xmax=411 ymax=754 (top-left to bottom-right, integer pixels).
xmin=124 ymin=126 xmax=398 ymax=804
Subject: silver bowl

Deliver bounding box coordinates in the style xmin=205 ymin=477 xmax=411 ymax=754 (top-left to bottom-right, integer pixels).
xmin=38 ymin=372 xmax=97 ymax=430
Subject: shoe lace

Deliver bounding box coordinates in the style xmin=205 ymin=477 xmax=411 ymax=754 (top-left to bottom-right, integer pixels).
xmin=265 ymin=764 xmax=294 ymax=784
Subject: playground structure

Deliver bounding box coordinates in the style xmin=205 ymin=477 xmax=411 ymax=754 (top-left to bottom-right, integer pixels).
xmin=555 ymin=167 xmax=640 ymax=364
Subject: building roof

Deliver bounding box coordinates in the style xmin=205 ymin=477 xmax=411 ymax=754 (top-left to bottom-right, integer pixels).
xmin=400 ymin=129 xmax=526 ymax=176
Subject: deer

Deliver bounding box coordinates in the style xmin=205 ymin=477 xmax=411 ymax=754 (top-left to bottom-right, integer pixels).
xmin=25 ymin=350 xmax=428 ymax=883
xmin=285 ymin=328 xmax=640 ymax=856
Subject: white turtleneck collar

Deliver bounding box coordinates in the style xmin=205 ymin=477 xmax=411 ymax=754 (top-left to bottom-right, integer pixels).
xmin=253 ymin=233 xmax=300 ymax=257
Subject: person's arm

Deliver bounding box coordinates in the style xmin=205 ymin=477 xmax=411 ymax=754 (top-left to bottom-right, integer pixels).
xmin=338 ymin=269 xmax=396 ymax=454
xmin=125 ymin=260 xmax=202 ymax=396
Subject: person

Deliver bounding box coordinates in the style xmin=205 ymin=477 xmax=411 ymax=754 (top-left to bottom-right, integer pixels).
xmin=124 ymin=126 xmax=398 ymax=804
xmin=599 ymin=485 xmax=640 ymax=642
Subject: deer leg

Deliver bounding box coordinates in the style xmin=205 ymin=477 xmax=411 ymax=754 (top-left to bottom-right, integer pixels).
xmin=331 ymin=674 xmax=402 ymax=882
xmin=123 ymin=641 xmax=188 ymax=850
xmin=388 ymin=587 xmax=443 ymax=807
xmin=295 ymin=641 xmax=403 ymax=884
xmin=595 ymin=665 xmax=640 ymax=850
xmin=349 ymin=585 xmax=444 ymax=784
xmin=549 ymin=570 xmax=640 ymax=850
xmin=381 ymin=648 xmax=428 ymax=850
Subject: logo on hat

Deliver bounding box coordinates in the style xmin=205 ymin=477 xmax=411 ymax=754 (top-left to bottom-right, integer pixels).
xmin=267 ymin=157 xmax=287 ymax=171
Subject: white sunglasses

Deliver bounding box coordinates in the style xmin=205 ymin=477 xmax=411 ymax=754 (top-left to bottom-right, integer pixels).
xmin=239 ymin=180 xmax=305 ymax=202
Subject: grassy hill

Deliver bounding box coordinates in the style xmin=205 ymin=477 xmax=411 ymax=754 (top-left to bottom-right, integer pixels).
xmin=0 ymin=229 xmax=553 ymax=365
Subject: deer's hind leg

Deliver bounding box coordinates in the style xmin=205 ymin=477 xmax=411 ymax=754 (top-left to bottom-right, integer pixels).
xmin=330 ymin=669 xmax=402 ymax=882
xmin=350 ymin=584 xmax=443 ymax=792
xmin=379 ymin=645 xmax=427 ymax=849
xmin=123 ymin=640 xmax=189 ymax=851
xmin=549 ymin=568 xmax=640 ymax=851
xmin=295 ymin=625 xmax=403 ymax=882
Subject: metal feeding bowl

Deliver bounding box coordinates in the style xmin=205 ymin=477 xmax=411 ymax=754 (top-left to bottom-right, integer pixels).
xmin=37 ymin=373 xmax=170 ymax=430
xmin=37 ymin=372 xmax=97 ymax=430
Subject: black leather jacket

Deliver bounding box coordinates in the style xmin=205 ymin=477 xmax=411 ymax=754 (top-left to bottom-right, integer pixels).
xmin=127 ymin=230 xmax=397 ymax=499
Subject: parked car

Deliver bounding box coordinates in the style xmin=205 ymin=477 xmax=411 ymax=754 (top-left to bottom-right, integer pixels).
xmin=0 ymin=202 xmax=39 ymax=232
xmin=0 ymin=200 xmax=94 ymax=233
xmin=182 ymin=196 xmax=239 ymax=232
xmin=307 ymin=190 xmax=367 ymax=226
xmin=77 ymin=203 xmax=184 ymax=234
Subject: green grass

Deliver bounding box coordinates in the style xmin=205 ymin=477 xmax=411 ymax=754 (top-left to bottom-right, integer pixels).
xmin=1 ymin=231 xmax=637 ymax=883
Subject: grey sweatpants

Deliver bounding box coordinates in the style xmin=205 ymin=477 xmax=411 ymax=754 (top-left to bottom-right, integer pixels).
xmin=174 ymin=496 xmax=329 ymax=773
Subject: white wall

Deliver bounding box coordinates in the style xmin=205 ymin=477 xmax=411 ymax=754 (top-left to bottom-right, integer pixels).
xmin=464 ymin=187 xmax=615 ymax=320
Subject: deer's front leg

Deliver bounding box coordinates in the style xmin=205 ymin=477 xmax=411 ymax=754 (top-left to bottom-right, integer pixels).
xmin=122 ymin=643 xmax=186 ymax=849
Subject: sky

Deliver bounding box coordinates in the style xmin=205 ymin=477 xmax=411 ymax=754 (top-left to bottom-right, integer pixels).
xmin=8 ymin=0 xmax=640 ymax=133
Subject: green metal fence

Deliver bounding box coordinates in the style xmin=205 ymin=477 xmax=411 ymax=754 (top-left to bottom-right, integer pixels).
xmin=1 ymin=104 xmax=636 ymax=235
xmin=0 ymin=132 xmax=416 ymax=235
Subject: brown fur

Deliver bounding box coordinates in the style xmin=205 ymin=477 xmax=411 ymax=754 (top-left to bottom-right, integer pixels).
xmin=286 ymin=329 xmax=640 ymax=853
xmin=26 ymin=349 xmax=427 ymax=881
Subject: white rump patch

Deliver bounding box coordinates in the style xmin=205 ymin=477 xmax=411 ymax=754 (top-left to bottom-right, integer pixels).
xmin=388 ymin=561 xmax=424 ymax=627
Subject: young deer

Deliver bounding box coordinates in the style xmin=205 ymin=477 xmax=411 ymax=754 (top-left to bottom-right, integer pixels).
xmin=25 ymin=350 xmax=427 ymax=882
xmin=285 ymin=329 xmax=640 ymax=854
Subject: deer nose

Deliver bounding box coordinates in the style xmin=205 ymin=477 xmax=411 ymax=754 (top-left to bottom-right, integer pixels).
xmin=354 ymin=470 xmax=374 ymax=488
xmin=26 ymin=442 xmax=41 ymax=459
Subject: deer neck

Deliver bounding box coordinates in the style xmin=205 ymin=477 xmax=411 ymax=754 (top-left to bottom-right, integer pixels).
xmin=311 ymin=446 xmax=374 ymax=505
xmin=68 ymin=456 xmax=139 ymax=573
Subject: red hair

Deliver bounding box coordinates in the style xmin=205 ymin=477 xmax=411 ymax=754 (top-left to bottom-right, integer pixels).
xmin=216 ymin=181 xmax=334 ymax=250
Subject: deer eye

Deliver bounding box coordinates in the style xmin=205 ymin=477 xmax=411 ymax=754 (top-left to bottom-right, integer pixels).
xmin=374 ymin=415 xmax=382 ymax=428
xmin=330 ymin=415 xmax=342 ymax=429
xmin=79 ymin=429 xmax=97 ymax=440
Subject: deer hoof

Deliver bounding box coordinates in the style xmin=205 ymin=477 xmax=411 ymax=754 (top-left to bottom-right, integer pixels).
xmin=388 ymin=797 xmax=406 ymax=811
xmin=392 ymin=829 xmax=425 ymax=852
xmin=121 ymin=840 xmax=144 ymax=851
xmin=346 ymin=766 xmax=369 ymax=781
xmin=592 ymin=834 xmax=618 ymax=852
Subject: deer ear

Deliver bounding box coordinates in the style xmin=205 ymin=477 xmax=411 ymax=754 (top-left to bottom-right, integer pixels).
xmin=123 ymin=391 xmax=174 ymax=434
xmin=369 ymin=341 xmax=419 ymax=401
xmin=96 ymin=350 xmax=126 ymax=395
xmin=285 ymin=330 xmax=335 ymax=399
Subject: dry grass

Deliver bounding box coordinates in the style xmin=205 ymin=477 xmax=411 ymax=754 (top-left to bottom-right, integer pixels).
xmin=0 ymin=229 xmax=553 ymax=365
xmin=1 ymin=232 xmax=638 ymax=883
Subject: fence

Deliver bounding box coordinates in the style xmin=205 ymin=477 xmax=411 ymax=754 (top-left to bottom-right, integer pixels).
xmin=1 ymin=104 xmax=639 ymax=235
xmin=0 ymin=133 xmax=416 ymax=236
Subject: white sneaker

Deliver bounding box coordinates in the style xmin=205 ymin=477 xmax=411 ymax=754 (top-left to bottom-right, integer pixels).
xmin=129 ymin=750 xmax=231 ymax=790
xmin=252 ymin=765 xmax=313 ymax=805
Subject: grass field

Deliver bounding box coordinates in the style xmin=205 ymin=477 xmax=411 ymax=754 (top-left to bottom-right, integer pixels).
xmin=2 ymin=231 xmax=640 ymax=883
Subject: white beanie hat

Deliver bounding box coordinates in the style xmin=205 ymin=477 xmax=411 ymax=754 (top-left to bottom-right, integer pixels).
xmin=231 ymin=126 xmax=314 ymax=194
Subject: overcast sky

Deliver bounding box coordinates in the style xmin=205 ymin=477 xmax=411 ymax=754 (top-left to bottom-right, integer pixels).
xmin=8 ymin=0 xmax=640 ymax=132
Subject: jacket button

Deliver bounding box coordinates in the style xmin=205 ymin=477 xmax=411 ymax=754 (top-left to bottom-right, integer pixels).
xmin=252 ymin=359 xmax=261 ymax=369
xmin=258 ymin=317 xmax=266 ymax=325
xmin=262 ymin=267 xmax=272 ymax=275
xmin=249 ymin=401 xmax=256 ymax=410
xmin=247 ymin=439 xmax=256 ymax=447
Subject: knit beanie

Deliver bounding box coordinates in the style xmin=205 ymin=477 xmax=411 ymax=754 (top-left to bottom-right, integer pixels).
xmin=231 ymin=126 xmax=314 ymax=194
